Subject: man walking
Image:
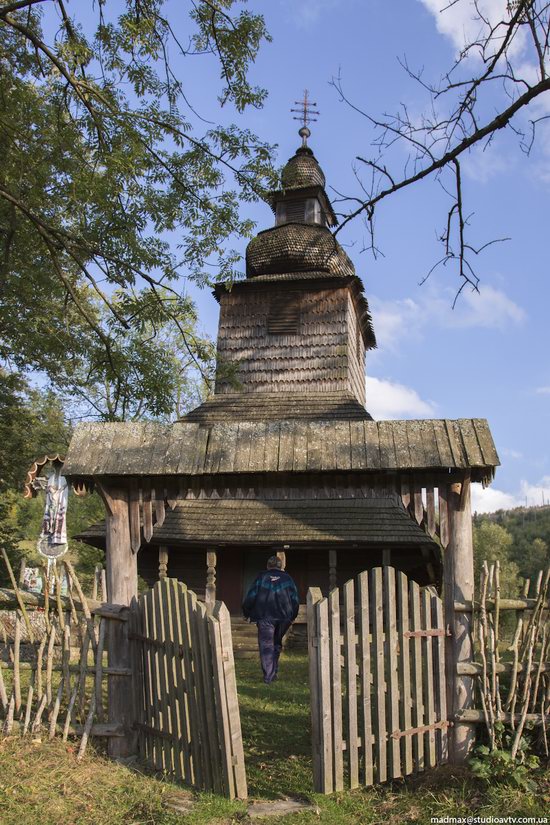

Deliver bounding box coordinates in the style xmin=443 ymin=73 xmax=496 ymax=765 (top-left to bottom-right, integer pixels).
xmin=242 ymin=556 xmax=299 ymax=684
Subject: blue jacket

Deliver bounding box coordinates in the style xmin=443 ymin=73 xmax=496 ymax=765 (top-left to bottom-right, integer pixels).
xmin=242 ymin=570 xmax=300 ymax=623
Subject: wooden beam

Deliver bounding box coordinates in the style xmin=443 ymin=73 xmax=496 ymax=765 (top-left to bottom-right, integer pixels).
xmin=443 ymin=478 xmax=475 ymax=764
xmin=97 ymin=482 xmax=138 ymax=759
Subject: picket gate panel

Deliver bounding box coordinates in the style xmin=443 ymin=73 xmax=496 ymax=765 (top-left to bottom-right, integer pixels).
xmin=133 ymin=579 xmax=247 ymax=799
xmin=307 ymin=566 xmax=449 ymax=793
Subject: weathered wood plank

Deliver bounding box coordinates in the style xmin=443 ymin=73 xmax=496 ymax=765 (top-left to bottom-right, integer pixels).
xmin=439 ymin=483 xmax=450 ymax=548
xmin=166 ymin=578 xmax=193 ymax=785
xmin=263 ymin=421 xmax=281 ymax=472
xmin=458 ymin=419 xmax=484 ymax=467
xmin=306 ymin=423 xmax=323 ymax=472
xmin=410 ymin=581 xmax=425 ymax=772
xmin=328 ymin=588 xmax=344 ymax=790
xmin=195 ymin=600 xmax=224 ymax=796
xmin=278 ymin=421 xmax=296 ymax=473
xmin=363 ymin=421 xmax=381 ymax=469
xmin=129 ymin=479 xmax=141 ymax=553
xmin=357 ymin=571 xmax=373 ymax=786
xmin=178 ymin=583 xmax=203 ymax=788
xmin=343 ymin=579 xmax=359 ymax=789
xmin=432 ymin=594 xmax=449 ymax=765
xmin=472 ymin=419 xmax=500 ymax=467
xmin=216 ymin=602 xmax=247 ymax=799
xmin=431 ymin=420 xmax=453 ymax=467
xmin=208 ymin=609 xmax=235 ymax=797
xmin=292 ymin=421 xmax=309 ymax=472
xmin=422 ymin=589 xmax=437 ymax=768
xmin=377 ymin=422 xmax=397 ymax=469
xmin=307 ymin=587 xmax=323 ymax=793
xmin=334 ymin=421 xmax=352 ymax=471
xmin=316 ymin=595 xmax=334 ymax=793
xmin=371 ymin=567 xmax=387 ymax=783
xmin=397 ymin=571 xmax=413 ymax=776
xmin=152 ymin=581 xmax=174 ymax=774
xmin=393 ymin=423 xmax=412 ymax=470
xmin=350 ymin=421 xmax=366 ymax=470
xmin=384 ymin=567 xmax=401 ymax=779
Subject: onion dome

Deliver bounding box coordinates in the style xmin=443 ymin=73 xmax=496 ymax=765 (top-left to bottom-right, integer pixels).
xmin=281 ymin=146 xmax=326 ymax=190
xmin=267 ymin=142 xmax=337 ymax=228
xmin=246 ymin=223 xmax=354 ymax=280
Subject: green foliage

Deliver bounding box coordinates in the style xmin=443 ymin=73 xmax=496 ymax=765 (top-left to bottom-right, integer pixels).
xmin=474 ymin=506 xmax=550 ymax=584
xmin=469 ymin=741 xmax=540 ymax=792
xmin=473 ymin=521 xmax=521 ymax=598
xmin=0 ymin=373 xmax=104 ymax=586
xmin=0 ymin=0 xmax=277 ymax=405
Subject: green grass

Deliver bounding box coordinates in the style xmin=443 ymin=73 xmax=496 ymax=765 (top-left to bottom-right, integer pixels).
xmin=235 ymin=653 xmax=313 ymax=798
xmin=1 ymin=651 xmax=549 ymax=824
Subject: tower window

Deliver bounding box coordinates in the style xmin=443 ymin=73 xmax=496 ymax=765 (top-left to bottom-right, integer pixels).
xmin=267 ymin=295 xmax=301 ymax=335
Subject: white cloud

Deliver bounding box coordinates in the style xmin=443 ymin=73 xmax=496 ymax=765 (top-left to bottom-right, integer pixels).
xmin=366 ymin=376 xmax=436 ymax=419
xmin=417 ymin=0 xmax=527 ymax=58
xmin=472 ymin=484 xmax=520 ymax=513
xmin=462 ymin=143 xmax=512 ymax=183
xmin=536 ymin=386 xmax=550 ymax=395
xmin=370 ymin=283 xmax=525 ymax=354
xmin=501 ymin=447 xmax=523 ymax=459
xmin=453 ymin=284 xmax=526 ymax=328
xmin=472 ymin=474 xmax=550 ymax=513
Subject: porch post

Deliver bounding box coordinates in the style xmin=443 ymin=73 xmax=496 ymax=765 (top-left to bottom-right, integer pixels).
xmin=158 ymin=546 xmax=169 ymax=579
xmin=98 ymin=483 xmax=138 ymax=759
xmin=444 ymin=473 xmax=475 ymax=763
xmin=205 ymin=549 xmax=217 ymax=613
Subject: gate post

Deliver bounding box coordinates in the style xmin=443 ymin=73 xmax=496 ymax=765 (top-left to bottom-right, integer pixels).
xmin=98 ymin=482 xmax=139 ymax=759
xmin=443 ymin=474 xmax=475 ymax=763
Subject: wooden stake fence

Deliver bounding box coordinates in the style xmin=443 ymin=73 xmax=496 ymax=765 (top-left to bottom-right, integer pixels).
xmin=307 ymin=566 xmax=449 ymax=793
xmin=457 ymin=562 xmax=550 ymax=756
xmin=0 ymin=550 xmax=127 ymax=758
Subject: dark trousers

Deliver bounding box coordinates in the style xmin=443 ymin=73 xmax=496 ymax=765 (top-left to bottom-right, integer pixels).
xmin=257 ymin=619 xmax=292 ymax=683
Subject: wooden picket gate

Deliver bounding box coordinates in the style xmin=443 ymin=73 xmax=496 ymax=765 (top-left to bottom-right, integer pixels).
xmin=132 ymin=578 xmax=247 ymax=799
xmin=307 ymin=566 xmax=449 ymax=792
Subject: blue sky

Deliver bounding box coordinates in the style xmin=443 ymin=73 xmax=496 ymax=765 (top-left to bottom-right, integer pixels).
xmin=40 ymin=1 xmax=549 ymax=513
xmin=174 ymin=0 xmax=549 ymax=513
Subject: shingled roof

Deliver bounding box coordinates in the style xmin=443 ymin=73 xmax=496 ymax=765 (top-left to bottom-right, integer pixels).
xmin=74 ymin=496 xmax=440 ymax=549
xmin=63 ymin=417 xmax=499 ymax=484
xmin=183 ymin=392 xmax=373 ymax=423
xmin=246 ymin=223 xmax=354 ymax=279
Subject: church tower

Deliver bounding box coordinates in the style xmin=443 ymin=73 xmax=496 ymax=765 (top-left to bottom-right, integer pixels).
xmin=185 ymin=127 xmax=376 ymax=424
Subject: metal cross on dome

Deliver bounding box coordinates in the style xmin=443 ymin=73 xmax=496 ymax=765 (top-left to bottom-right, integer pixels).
xmin=291 ymin=89 xmax=319 ymax=146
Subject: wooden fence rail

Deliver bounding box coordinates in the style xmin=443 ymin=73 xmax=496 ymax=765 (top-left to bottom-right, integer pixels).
xmin=132 ymin=578 xmax=247 ymax=800
xmin=307 ymin=566 xmax=448 ymax=794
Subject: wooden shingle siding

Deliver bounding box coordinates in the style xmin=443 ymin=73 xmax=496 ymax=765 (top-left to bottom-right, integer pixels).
xmin=64 ymin=418 xmax=499 ymax=482
xmin=215 ymin=285 xmax=357 ymax=397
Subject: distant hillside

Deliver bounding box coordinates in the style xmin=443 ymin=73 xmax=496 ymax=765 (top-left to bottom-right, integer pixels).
xmin=473 ymin=505 xmax=550 ymax=582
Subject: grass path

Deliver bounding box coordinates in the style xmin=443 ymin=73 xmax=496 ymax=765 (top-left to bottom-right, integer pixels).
xmin=235 ymin=652 xmax=313 ymax=798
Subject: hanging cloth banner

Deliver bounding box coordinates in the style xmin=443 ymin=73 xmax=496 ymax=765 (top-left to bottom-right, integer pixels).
xmin=37 ymin=470 xmax=69 ymax=559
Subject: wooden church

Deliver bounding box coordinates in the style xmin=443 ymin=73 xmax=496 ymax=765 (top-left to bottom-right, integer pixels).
xmin=66 ymin=127 xmax=500 ymax=636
